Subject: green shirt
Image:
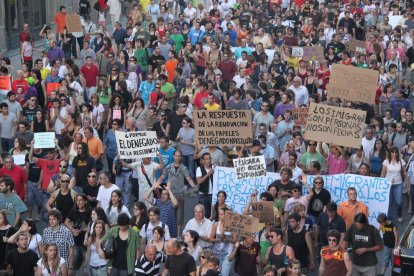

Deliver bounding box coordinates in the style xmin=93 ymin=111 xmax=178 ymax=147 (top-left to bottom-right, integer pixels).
xmin=134 ymin=48 xmax=151 ymax=71
xmin=170 ymin=34 xmax=185 ymax=52
xmin=101 ymin=226 xmax=141 ymax=274
xmin=161 ymin=82 xmax=176 ymax=108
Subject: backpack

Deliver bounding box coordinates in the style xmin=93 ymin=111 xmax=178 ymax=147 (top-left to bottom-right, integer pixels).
xmin=391 ymin=132 xmax=409 ymax=146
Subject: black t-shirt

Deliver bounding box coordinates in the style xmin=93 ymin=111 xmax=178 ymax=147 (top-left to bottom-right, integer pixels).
xmin=66 ymin=208 xmax=91 ymax=246
xmin=28 ymin=150 xmax=47 ymax=182
xmin=271 ymin=180 xmax=296 ymax=200
xmin=235 ymin=242 xmax=260 ymax=276
xmin=117 ymin=90 xmax=133 ymax=109
xmin=380 ymin=221 xmax=396 ymax=248
xmin=317 ymin=212 xmax=346 ymax=245
xmin=0 ymin=227 xmax=17 ymax=270
xmin=113 ymin=236 xmax=128 ymax=270
xmin=309 ymin=188 xmax=331 ymax=217
xmin=6 ymin=248 xmax=38 ymax=276
xmin=22 ymin=106 xmax=37 ymax=124
xmin=152 ymin=121 xmax=168 ymax=139
xmin=344 ymin=223 xmax=383 ymax=266
xmin=168 ymin=112 xmax=187 ymax=141
xmin=72 ymin=155 xmax=96 ymax=189
xmin=164 ymin=251 xmax=196 ymax=276
xmin=83 ymin=183 xmax=100 ymax=208
xmin=150 ymin=55 xmax=165 ymax=71
xmin=55 ymin=190 xmax=75 ymax=221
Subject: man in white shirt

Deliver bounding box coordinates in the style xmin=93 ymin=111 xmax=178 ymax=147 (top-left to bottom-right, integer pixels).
xmin=289 ymin=76 xmax=309 ymax=106
xmin=96 ymin=171 xmax=120 ymax=211
xmin=183 ymin=2 xmax=197 ymax=23
xmin=232 ymin=67 xmax=247 ymax=89
xmin=361 ymin=127 xmax=376 ymax=160
xmin=140 ymin=206 xmax=171 ymax=251
xmin=182 ymin=204 xmax=212 ymax=249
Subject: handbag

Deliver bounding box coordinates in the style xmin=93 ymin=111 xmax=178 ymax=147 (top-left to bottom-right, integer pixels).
xmin=93 ymin=2 xmax=100 ymax=11
xmin=114 ymin=162 xmax=122 ymax=176
xmin=101 ymin=236 xmax=117 ymax=259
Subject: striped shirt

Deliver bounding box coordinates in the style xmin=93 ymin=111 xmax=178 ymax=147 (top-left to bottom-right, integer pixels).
xmin=135 ymin=251 xmax=166 ymax=275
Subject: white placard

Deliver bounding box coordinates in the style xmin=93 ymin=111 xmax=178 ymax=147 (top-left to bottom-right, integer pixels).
xmin=291 ymin=47 xmax=304 ymax=57
xmin=115 ymin=131 xmax=159 ymax=159
xmin=212 ymin=167 xmax=390 ymax=227
xmin=389 ymin=15 xmax=403 ymax=29
xmin=233 ymin=156 xmax=266 ymax=179
xmin=34 ymin=132 xmax=56 ymax=149
xmin=13 ymin=154 xmax=26 ymax=165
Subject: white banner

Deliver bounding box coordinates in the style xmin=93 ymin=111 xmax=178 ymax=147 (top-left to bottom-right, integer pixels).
xmin=212 ymin=167 xmax=391 ymax=227
xmin=233 ymin=156 xmax=266 ymax=179
xmin=34 ymin=132 xmax=56 ymax=148
xmin=115 ymin=131 xmax=159 ymax=159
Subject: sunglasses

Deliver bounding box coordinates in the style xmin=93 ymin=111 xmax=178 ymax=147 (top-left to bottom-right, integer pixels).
xmin=59 ymin=165 xmax=67 ymax=168
xmin=155 ymin=87 xmax=161 ymax=89
xmin=292 ymin=190 xmax=299 ymax=193
xmin=309 ymin=144 xmax=317 ymax=146
xmin=112 ymin=123 xmax=118 ymax=125
xmin=60 ymin=180 xmax=70 ymax=183
xmin=328 ymin=238 xmax=337 ymax=242
xmin=314 ymin=181 xmax=323 ymax=184
xmin=88 ymin=175 xmax=97 ymax=178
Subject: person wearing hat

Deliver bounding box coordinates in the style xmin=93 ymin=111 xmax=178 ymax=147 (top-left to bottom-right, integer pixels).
xmin=238 ymin=139 xmax=264 ymax=159
xmin=342 ymin=213 xmax=383 ymax=276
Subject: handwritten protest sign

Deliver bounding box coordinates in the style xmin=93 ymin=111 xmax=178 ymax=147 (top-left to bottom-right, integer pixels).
xmin=46 ymin=83 xmax=60 ymax=96
xmin=328 ymin=64 xmax=378 ymax=104
xmin=233 ymin=156 xmax=266 ymax=179
xmin=13 ymin=155 xmax=26 ymax=166
xmin=34 ymin=132 xmax=56 ymax=148
xmin=171 ymin=185 xmax=199 ymax=200
xmin=302 ymin=46 xmax=325 ymax=61
xmin=292 ymin=107 xmax=309 ymax=127
xmin=348 ymin=38 xmax=366 ymax=54
xmin=66 ymin=14 xmax=83 ymax=33
xmin=291 ymin=47 xmax=303 ymax=57
xmin=115 ymin=131 xmax=159 ymax=159
xmin=194 ymin=110 xmax=253 ymax=146
xmin=224 ymin=211 xmax=259 ymax=238
xmin=0 ymin=76 xmax=11 ymax=91
xmin=213 ymin=166 xmax=390 ymax=227
xmin=304 ymin=103 xmax=366 ymax=148
xmin=389 ymin=15 xmax=403 ymax=29
xmin=252 ymin=201 xmax=274 ymax=223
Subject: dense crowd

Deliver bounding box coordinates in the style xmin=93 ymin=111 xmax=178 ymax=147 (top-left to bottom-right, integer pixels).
xmin=0 ymin=0 xmax=414 ymax=275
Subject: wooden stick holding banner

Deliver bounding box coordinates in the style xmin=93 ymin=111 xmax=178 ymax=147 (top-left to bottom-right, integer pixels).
xmin=223 ymin=211 xmax=259 ymax=238
xmin=115 ymin=131 xmax=159 ymax=159
xmin=233 ymin=156 xmax=266 ymax=179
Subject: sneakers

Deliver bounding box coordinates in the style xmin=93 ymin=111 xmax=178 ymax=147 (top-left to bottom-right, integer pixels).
xmin=398 ymin=217 xmax=403 ymax=223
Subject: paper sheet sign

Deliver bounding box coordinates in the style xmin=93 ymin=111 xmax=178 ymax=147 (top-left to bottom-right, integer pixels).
xmin=252 ymin=201 xmax=275 ymax=223
xmin=233 ymin=156 xmax=266 ymax=179
xmin=194 ymin=110 xmax=253 ymax=146
xmin=291 ymin=47 xmax=304 ymax=57
xmin=0 ymin=76 xmax=11 ymax=91
xmin=328 ymin=64 xmax=378 ymax=104
xmin=34 ymin=132 xmax=56 ymax=148
xmin=115 ymin=131 xmax=159 ymax=159
xmin=13 ymin=154 xmax=26 ymax=166
xmin=223 ymin=211 xmax=259 ymax=238
xmin=304 ymin=103 xmax=366 ymax=148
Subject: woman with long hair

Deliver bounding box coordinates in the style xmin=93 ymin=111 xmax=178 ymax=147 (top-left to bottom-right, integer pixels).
xmin=85 ymin=207 xmax=110 ymax=243
xmin=130 ymin=201 xmax=149 ymax=234
xmin=150 ymin=226 xmax=167 ymax=253
xmin=31 ymin=109 xmax=50 ymax=133
xmin=90 ymin=94 xmax=105 ymax=139
xmin=369 ymin=138 xmax=388 ymax=177
xmin=210 ymin=191 xmax=231 ymax=221
xmin=210 ymin=207 xmax=237 ymax=276
xmin=107 ymin=93 xmax=127 ymax=129
xmin=192 ymin=42 xmax=207 ymax=75
xmin=381 ymin=146 xmax=406 ymax=222
xmin=31 ymin=68 xmax=46 ymax=109
xmin=96 ymin=77 xmax=112 ymax=107
xmin=127 ymin=97 xmax=147 ymax=130
xmin=183 ymin=230 xmax=203 ymax=263
xmin=80 ymin=103 xmax=96 ymax=128
xmin=196 ymin=249 xmax=214 ymax=276
xmin=106 ymin=190 xmax=131 ymax=227
xmin=61 ymin=113 xmax=80 ymax=150
xmin=0 ymin=210 xmax=16 ymax=270
xmin=176 ymin=117 xmax=196 ymax=178
xmin=379 ymin=83 xmax=395 ymax=116
xmin=66 ymin=133 xmax=83 ymax=175
xmin=7 ymin=218 xmax=43 ymax=257
xmin=85 ymin=220 xmax=107 ymax=275
xmin=36 ymin=243 xmax=68 ymax=276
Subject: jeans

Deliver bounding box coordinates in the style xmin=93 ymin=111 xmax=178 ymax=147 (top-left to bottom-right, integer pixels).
xmin=110 ymin=268 xmax=131 ymax=276
xmin=86 ymin=87 xmax=96 ymax=100
xmin=90 ymin=265 xmax=108 ymax=276
xmin=218 ymin=256 xmax=234 ymax=276
xmin=411 ymin=185 xmax=414 ymax=214
xmin=27 ymin=181 xmax=42 ymax=211
xmin=199 ymin=194 xmax=212 ymax=219
xmin=182 ymin=154 xmax=195 ymax=179
xmin=115 ymin=172 xmax=132 ymax=207
xmin=383 ymin=245 xmax=393 ymax=268
xmin=352 ymin=264 xmax=376 ymax=276
xmin=1 ymin=138 xmax=13 ymax=152
xmin=73 ymin=245 xmax=86 ymax=270
xmin=41 ymin=191 xmax=50 ymax=222
xmin=130 ymin=177 xmax=139 ymax=201
xmin=388 ymin=183 xmax=403 ymax=219
xmin=107 ymin=154 xmax=115 ymax=183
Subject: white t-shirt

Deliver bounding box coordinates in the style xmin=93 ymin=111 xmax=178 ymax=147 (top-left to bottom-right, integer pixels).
xmin=285 ymin=196 xmax=309 ymax=214
xmin=383 ymin=159 xmax=406 ymax=184
xmin=36 ymin=258 xmax=66 ymax=276
xmin=106 ymin=205 xmax=131 ymax=225
xmin=97 ymin=184 xmax=120 ymax=211
xmin=29 ymin=234 xmax=42 ymax=257
xmin=140 ymin=221 xmax=171 ymax=242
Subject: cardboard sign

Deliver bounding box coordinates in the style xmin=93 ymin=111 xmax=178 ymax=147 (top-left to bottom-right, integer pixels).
xmin=13 ymin=154 xmax=26 ymax=166
xmin=291 ymin=47 xmax=304 ymax=57
xmin=66 ymin=14 xmax=83 ymax=33
xmin=212 ymin=166 xmax=391 ymax=227
xmin=292 ymin=107 xmax=309 ymax=127
xmin=34 ymin=132 xmax=56 ymax=148
xmin=302 ymin=46 xmax=325 ymax=61
xmin=115 ymin=131 xmax=159 ymax=159
xmin=348 ymin=38 xmax=366 ymax=54
xmin=46 ymin=83 xmax=60 ymax=96
xmin=171 ymin=186 xmax=199 ymax=200
xmin=0 ymin=76 xmax=11 ymax=91
xmin=304 ymin=103 xmax=366 ymax=148
xmin=252 ymin=201 xmax=275 ymax=223
xmin=223 ymin=211 xmax=259 ymax=238
xmin=233 ymin=156 xmax=266 ymax=179
xmin=194 ymin=110 xmax=253 ymax=146
xmin=328 ymin=64 xmax=378 ymax=104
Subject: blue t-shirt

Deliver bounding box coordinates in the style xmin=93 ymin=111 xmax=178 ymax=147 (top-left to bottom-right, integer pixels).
xmin=154 ymin=147 xmax=176 ymax=181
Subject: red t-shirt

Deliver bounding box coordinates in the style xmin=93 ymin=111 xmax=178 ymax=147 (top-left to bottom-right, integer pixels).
xmin=0 ymin=166 xmax=27 ymax=199
xmin=193 ymin=91 xmax=210 ymax=110
xmin=37 ymin=159 xmax=61 ymax=190
xmin=11 ymin=79 xmax=29 ymax=105
xmin=81 ymin=64 xmax=100 ymax=87
xmin=149 ymin=91 xmax=166 ymax=106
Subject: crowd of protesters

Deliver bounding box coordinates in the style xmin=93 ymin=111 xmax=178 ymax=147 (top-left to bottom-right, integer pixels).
xmin=0 ymin=0 xmax=414 ymax=275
